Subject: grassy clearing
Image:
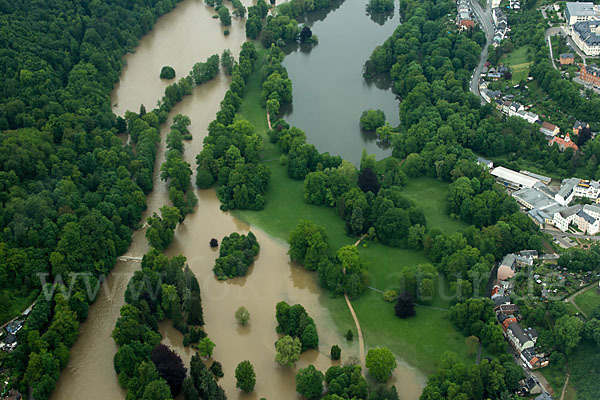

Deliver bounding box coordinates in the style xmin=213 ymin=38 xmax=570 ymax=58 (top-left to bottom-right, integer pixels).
xmin=0 ymin=289 xmax=39 ymax=325
xmin=401 ymin=178 xmax=468 ymax=235
xmin=501 ymin=45 xmax=534 ymax=84
xmin=350 ymin=289 xmax=474 ymax=374
xmin=502 ymin=45 xmax=533 ymax=66
xmin=574 ymin=286 xmax=600 ymax=316
xmin=233 ymin=46 xmax=473 ymax=374
xmin=541 ymin=362 xmax=568 ymax=397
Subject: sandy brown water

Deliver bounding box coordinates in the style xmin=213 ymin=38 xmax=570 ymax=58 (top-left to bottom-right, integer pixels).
xmin=51 ymin=1 xmax=425 ymax=399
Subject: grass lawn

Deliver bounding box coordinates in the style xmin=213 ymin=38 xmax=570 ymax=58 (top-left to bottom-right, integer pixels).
xmin=350 ymin=289 xmax=475 ymax=374
xmin=574 ymin=286 xmax=600 ymax=316
xmin=233 ymin=45 xmax=474 ymax=375
xmin=500 ymin=45 xmax=534 ymax=85
xmin=401 ymin=178 xmax=468 ymax=235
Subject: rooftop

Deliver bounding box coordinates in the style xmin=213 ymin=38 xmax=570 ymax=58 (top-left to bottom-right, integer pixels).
xmin=577 ymin=209 xmax=597 ymax=223
xmin=573 ymin=21 xmax=600 ymax=48
xmin=508 ymin=322 xmax=532 ymax=345
xmin=513 ymin=187 xmax=557 ymax=210
xmin=566 ymin=2 xmax=599 ymax=17
xmin=491 ymin=166 xmax=540 ymax=188
xmin=559 ymin=204 xmax=583 ymax=218
xmin=560 ymin=53 xmax=575 ymax=58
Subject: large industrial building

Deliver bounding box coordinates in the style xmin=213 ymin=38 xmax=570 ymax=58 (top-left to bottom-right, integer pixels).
xmin=565 ymin=2 xmax=600 ymax=25
xmin=491 ymin=166 xmax=540 ymax=190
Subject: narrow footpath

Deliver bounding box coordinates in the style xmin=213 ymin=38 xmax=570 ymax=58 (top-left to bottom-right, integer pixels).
xmin=348 ymin=235 xmax=367 ymax=372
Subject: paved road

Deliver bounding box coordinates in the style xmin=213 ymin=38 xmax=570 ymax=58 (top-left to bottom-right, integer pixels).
xmin=469 ymin=0 xmax=494 ymax=102
xmin=546 ymin=28 xmax=559 ymax=70
xmin=544 ymin=26 xmax=587 ymax=65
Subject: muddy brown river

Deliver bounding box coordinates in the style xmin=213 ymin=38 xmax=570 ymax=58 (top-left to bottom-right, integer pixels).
xmin=50 ymin=1 xmax=425 ymax=399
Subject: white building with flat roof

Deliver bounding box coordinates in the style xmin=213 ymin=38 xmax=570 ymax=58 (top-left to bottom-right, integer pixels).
xmin=492 ymin=166 xmax=540 ymax=190
xmin=565 ymin=2 xmax=600 ymax=25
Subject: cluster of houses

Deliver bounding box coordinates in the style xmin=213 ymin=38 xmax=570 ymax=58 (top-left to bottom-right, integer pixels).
xmin=493 ymin=8 xmax=510 ymax=45
xmin=457 ymin=0 xmax=476 ymax=30
xmin=489 ymin=164 xmax=600 ymax=235
xmin=479 ymin=77 xmax=587 ymax=153
xmin=492 ymin=95 xmax=541 ymax=124
xmin=0 ymin=320 xmax=23 ymax=353
xmin=492 ymin=251 xmax=550 ymax=372
xmin=565 ymin=2 xmax=600 ymax=56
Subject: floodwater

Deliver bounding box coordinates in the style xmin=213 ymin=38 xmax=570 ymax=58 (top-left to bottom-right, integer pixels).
xmin=51 ymin=1 xmax=424 ymax=399
xmin=281 ymin=0 xmax=401 ymax=166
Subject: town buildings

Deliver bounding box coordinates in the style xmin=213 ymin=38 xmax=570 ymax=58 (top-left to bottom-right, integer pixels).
xmin=493 ymin=164 xmax=600 ymax=233
xmin=579 ymin=63 xmax=600 ymax=86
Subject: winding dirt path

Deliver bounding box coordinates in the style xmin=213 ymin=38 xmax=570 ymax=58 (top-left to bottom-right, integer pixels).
xmin=560 ymin=373 xmax=570 ymax=400
xmin=345 ymin=235 xmax=367 ymax=372
xmin=266 ymin=110 xmax=273 ymax=130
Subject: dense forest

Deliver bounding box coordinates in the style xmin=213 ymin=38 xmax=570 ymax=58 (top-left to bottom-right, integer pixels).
xmin=0 ymin=0 xmax=190 ymax=398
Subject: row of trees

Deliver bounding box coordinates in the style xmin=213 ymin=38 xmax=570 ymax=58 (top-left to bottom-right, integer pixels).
xmin=161 ymin=115 xmax=197 ymax=217
xmin=294 ymin=352 xmax=399 ymax=399
xmin=213 ymin=231 xmax=260 ymax=279
xmin=421 ymin=352 xmax=525 ymax=399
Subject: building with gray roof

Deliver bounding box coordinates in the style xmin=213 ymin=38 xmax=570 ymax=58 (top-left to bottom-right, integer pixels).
xmin=566 ymin=2 xmax=600 ymax=25
xmin=572 ymin=20 xmax=600 ymax=56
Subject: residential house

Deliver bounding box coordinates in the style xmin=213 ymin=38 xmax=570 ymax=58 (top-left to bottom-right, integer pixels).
xmin=540 ymin=121 xmax=560 ymax=139
xmin=493 ymin=295 xmax=511 ymax=307
xmin=521 ymin=347 xmax=549 ymax=369
xmin=549 ymin=133 xmax=579 ymax=152
xmin=476 ymin=156 xmax=494 ymax=169
xmin=496 ymin=303 xmax=519 ymax=315
xmin=521 ymin=376 xmax=543 ymax=394
xmin=5 ymin=320 xmax=23 ymax=335
xmin=575 ymin=208 xmax=600 ymax=234
xmin=500 ymin=314 xmax=518 ymax=331
xmin=460 ymin=19 xmax=475 ymax=30
xmin=573 ymin=120 xmax=589 ymax=135
xmin=506 ymin=322 xmax=535 ymax=353
xmin=559 ymin=53 xmax=575 ymax=65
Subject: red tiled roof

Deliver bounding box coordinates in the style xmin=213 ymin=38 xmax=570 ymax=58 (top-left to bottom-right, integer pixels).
xmin=550 ymin=133 xmax=579 ymax=151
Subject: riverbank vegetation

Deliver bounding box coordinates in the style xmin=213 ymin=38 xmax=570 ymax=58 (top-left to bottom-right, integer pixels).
xmin=213 ymin=231 xmax=260 ymax=279
xmin=0 ymin=0 xmax=210 ymax=397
